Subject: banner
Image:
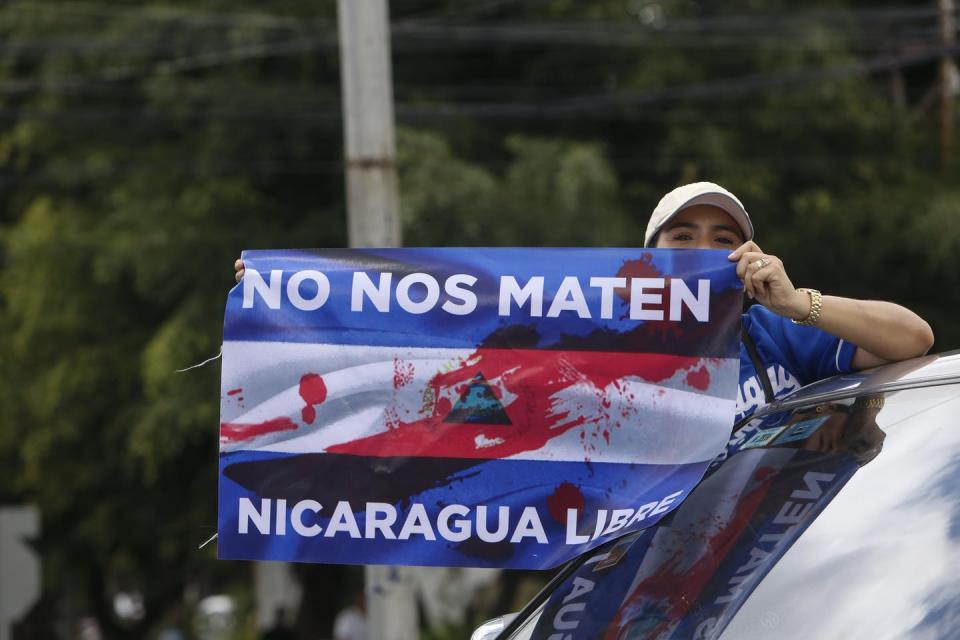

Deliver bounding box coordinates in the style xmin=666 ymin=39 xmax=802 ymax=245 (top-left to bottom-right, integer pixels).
xmin=217 ymin=248 xmax=742 ymax=568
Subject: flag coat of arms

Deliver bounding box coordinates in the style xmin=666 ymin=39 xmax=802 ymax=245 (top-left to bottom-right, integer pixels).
xmin=217 ymin=248 xmax=742 ymax=569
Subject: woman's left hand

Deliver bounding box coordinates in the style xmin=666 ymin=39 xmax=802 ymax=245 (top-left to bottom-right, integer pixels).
xmin=728 ymin=241 xmax=933 ymax=367
xmin=728 ymin=241 xmax=809 ymax=320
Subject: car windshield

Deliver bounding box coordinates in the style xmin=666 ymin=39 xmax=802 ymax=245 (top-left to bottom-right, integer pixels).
xmin=502 ymin=381 xmax=960 ymax=640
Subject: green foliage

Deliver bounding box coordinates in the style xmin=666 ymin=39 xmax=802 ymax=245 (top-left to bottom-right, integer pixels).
xmin=0 ymin=0 xmax=957 ymax=638
xmin=399 ymin=128 xmax=635 ymax=246
xmin=398 ymin=127 xmax=500 ymax=245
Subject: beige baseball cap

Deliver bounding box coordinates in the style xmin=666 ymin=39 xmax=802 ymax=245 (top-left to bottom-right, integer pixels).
xmin=644 ymin=181 xmax=754 ymax=247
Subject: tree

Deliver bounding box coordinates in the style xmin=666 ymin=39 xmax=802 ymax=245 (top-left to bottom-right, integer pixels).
xmin=1 ymin=1 xmax=957 ymax=637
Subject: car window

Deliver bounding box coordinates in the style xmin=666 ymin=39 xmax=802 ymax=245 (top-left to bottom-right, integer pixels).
xmin=722 ymin=383 xmax=960 ymax=640
xmin=499 ymin=382 xmax=960 ymax=640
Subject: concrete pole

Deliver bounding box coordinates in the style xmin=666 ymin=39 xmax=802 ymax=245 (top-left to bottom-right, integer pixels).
xmin=338 ymin=0 xmax=402 ymax=248
xmin=0 ymin=507 xmax=40 ymax=640
xmin=337 ymin=3 xmax=416 ymax=640
xmin=253 ymin=562 xmax=301 ymax=632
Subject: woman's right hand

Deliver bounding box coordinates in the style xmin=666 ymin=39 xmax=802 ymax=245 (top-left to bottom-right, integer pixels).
xmin=234 ymin=258 xmax=245 ymax=283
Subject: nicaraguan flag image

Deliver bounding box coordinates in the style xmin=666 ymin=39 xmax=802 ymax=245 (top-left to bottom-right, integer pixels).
xmin=217 ymin=247 xmax=742 ymax=569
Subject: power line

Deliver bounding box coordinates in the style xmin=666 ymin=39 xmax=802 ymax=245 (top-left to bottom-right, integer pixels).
xmin=0 ymin=43 xmax=952 ymax=124
xmin=390 ymin=0 xmax=528 ymax=22
xmin=0 ymin=23 xmax=945 ymax=98
xmin=0 ymin=1 xmax=947 ymax=82
xmin=0 ymin=3 xmax=953 ymax=124
xmin=1 ymin=1 xmax=327 ymax=30
xmin=0 ymin=35 xmax=335 ymax=95
xmin=395 ymin=44 xmax=960 ymax=119
xmin=2 ymin=28 xmax=936 ymax=60
xmin=1 ymin=2 xmax=952 ymax=33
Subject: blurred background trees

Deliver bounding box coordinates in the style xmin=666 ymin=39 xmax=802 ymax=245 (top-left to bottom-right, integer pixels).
xmin=0 ymin=0 xmax=957 ymax=637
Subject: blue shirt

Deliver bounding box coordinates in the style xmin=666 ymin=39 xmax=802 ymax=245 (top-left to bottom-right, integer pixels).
xmin=735 ymin=305 xmax=857 ymax=421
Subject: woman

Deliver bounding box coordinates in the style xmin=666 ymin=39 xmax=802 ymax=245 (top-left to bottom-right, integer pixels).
xmin=233 ymin=181 xmax=933 ymax=421
xmin=646 ymin=182 xmax=933 ymax=421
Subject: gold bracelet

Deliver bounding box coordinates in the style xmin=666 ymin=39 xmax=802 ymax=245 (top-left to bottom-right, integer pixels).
xmin=792 ymin=288 xmax=822 ymax=326
xmin=852 ymin=396 xmax=885 ymax=410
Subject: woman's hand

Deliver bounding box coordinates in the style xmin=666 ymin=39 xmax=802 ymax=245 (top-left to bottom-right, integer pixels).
xmin=728 ymin=240 xmax=809 ymax=320
xmin=728 ymin=241 xmax=934 ymax=368
xmin=234 ymin=258 xmax=245 ymax=283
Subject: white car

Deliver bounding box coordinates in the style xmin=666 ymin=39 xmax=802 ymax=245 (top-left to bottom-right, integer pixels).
xmin=474 ymin=352 xmax=960 ymax=640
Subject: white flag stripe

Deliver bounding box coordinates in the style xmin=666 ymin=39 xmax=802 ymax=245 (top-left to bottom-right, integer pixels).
xmin=221 ymin=340 xmax=735 ymax=422
xmin=508 ymin=381 xmax=734 ymax=464
xmin=220 ymin=356 xmax=454 ymax=452
xmin=221 ymin=342 xmax=737 ymax=465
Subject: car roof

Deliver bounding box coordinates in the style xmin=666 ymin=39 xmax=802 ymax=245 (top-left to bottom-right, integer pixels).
xmin=498 ymin=352 xmax=960 ymax=640
xmin=722 ymin=370 xmax=960 ymax=639
xmin=747 ymin=350 xmax=960 ymax=422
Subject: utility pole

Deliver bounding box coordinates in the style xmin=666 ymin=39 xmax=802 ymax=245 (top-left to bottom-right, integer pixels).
xmin=338 ymin=0 xmax=402 ymax=248
xmin=337 ymin=3 xmax=416 ymax=640
xmin=0 ymin=508 xmax=40 ymax=640
xmin=940 ymin=0 xmax=957 ymax=170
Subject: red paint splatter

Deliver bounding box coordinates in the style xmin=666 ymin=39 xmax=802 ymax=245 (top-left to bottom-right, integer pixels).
xmin=614 ymin=252 xmax=661 ymax=303
xmin=435 ymin=396 xmax=452 ymax=416
xmin=226 ymin=388 xmax=243 ymax=396
xmin=392 ymin=357 xmax=415 ymax=389
xmin=754 ymin=466 xmax=776 ymax=482
xmin=384 ymin=407 xmax=402 ymax=430
xmin=220 ymin=417 xmax=297 ymax=442
xmin=613 ymin=253 xmax=684 ymax=342
xmin=685 ymin=366 xmax=711 ymax=391
xmin=546 ymin=483 xmax=585 ymax=524
xmin=299 ymin=374 xmax=327 ymax=425
xmin=603 ymin=471 xmax=777 ymax=639
xmin=327 ymin=348 xmax=700 ymax=460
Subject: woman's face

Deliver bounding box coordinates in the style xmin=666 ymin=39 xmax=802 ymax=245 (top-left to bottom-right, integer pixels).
xmin=654 ymin=204 xmax=745 ymax=250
